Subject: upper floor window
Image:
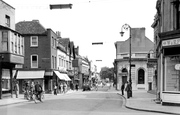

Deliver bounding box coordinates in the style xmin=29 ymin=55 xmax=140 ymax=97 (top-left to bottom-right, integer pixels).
xmin=66 ymin=60 xmax=68 ymax=69
xmin=15 ymin=34 xmax=17 ymax=53
xmin=31 ymin=55 xmax=38 ymax=68
xmin=171 ymin=0 xmax=180 ymax=30
xmin=31 ymin=36 xmax=38 ymax=47
xmin=52 ymin=37 xmax=56 ymax=48
xmin=2 ymin=31 xmax=8 ymax=51
xmin=21 ymin=37 xmax=24 ymax=55
xmin=5 ymin=15 xmax=10 ymax=27
xmin=54 ymin=56 xmax=56 ymax=69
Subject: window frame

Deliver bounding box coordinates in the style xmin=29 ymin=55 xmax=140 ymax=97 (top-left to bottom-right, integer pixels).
xmin=31 ymin=54 xmax=38 ymax=68
xmin=5 ymin=15 xmax=10 ymax=27
xmin=30 ymin=36 xmax=38 ymax=47
xmin=2 ymin=31 xmax=8 ymax=51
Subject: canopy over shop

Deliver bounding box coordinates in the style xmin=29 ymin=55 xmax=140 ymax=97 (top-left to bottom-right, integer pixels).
xmin=16 ymin=70 xmax=45 ymax=93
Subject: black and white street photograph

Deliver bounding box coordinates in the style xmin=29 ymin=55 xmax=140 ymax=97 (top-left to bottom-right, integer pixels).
xmin=0 ymin=0 xmax=180 ymax=115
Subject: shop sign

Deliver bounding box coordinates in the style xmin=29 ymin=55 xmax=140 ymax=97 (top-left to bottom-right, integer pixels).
xmin=162 ymin=38 xmax=180 ymax=47
xmin=175 ymin=64 xmax=180 ymax=70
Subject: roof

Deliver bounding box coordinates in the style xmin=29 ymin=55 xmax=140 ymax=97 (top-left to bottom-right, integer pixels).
xmin=15 ymin=20 xmax=46 ymax=35
xmin=58 ymin=38 xmax=70 ymax=47
xmin=0 ymin=0 xmax=15 ymax=9
xmin=118 ymin=28 xmax=154 ymax=53
xmin=0 ymin=25 xmax=22 ymax=35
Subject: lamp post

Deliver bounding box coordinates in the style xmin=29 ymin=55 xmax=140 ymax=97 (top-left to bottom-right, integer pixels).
xmin=120 ymin=23 xmax=132 ymax=97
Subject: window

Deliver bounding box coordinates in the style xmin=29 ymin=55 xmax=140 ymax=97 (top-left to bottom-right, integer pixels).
xmin=18 ymin=37 xmax=20 ymax=54
xmin=171 ymin=0 xmax=180 ymax=30
xmin=52 ymin=37 xmax=55 ymax=48
xmin=61 ymin=58 xmax=63 ymax=67
xmin=66 ymin=61 xmax=68 ymax=69
xmin=138 ymin=69 xmax=145 ymax=84
xmin=21 ymin=37 xmax=24 ymax=55
xmin=2 ymin=31 xmax=8 ymax=51
xmin=31 ymin=55 xmax=38 ymax=68
xmin=11 ymin=42 xmax=14 ymax=52
xmin=52 ymin=56 xmax=54 ymax=69
xmin=11 ymin=33 xmax=14 ymax=52
xmin=15 ymin=34 xmax=17 ymax=53
xmin=55 ymin=56 xmax=56 ymax=69
xmin=5 ymin=15 xmax=10 ymax=27
xmin=54 ymin=39 xmax=56 ymax=48
xmin=31 ymin=36 xmax=38 ymax=47
xmin=69 ymin=62 xmax=71 ymax=70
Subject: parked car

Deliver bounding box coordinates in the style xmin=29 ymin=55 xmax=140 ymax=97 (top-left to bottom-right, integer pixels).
xmin=82 ymin=82 xmax=91 ymax=91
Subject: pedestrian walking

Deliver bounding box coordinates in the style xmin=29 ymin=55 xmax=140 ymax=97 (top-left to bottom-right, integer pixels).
xmin=60 ymin=83 xmax=63 ymax=93
xmin=63 ymin=82 xmax=67 ymax=93
xmin=14 ymin=81 xmax=19 ymax=98
xmin=75 ymin=83 xmax=79 ymax=91
xmin=121 ymin=83 xmax=125 ymax=96
xmin=54 ymin=84 xmax=57 ymax=95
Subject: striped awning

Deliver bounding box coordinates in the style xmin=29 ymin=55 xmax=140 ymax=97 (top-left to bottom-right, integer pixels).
xmin=54 ymin=71 xmax=66 ymax=80
xmin=63 ymin=74 xmax=71 ymax=81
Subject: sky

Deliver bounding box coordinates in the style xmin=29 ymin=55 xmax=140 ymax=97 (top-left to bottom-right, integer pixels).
xmin=5 ymin=0 xmax=157 ymax=72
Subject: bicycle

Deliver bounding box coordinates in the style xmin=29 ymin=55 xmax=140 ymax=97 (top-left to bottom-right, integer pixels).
xmin=31 ymin=91 xmax=44 ymax=104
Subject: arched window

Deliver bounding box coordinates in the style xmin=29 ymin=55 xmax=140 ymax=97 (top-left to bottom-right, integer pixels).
xmin=122 ymin=68 xmax=127 ymax=73
xmin=138 ymin=69 xmax=145 ymax=84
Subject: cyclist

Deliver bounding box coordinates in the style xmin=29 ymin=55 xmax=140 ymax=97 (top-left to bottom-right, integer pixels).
xmin=34 ymin=81 xmax=43 ymax=102
xmin=29 ymin=81 xmax=35 ymax=101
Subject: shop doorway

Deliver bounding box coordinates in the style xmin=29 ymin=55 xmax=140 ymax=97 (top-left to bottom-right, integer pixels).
xmin=138 ymin=69 xmax=145 ymax=84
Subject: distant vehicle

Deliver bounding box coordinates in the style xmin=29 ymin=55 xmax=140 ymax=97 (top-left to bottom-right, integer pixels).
xmin=82 ymin=82 xmax=91 ymax=91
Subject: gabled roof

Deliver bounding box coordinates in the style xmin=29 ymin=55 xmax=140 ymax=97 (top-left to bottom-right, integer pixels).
xmin=15 ymin=20 xmax=46 ymax=35
xmin=119 ymin=28 xmax=154 ymax=53
xmin=58 ymin=38 xmax=70 ymax=47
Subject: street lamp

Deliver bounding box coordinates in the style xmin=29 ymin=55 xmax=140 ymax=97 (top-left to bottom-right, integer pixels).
xmin=120 ymin=23 xmax=132 ymax=97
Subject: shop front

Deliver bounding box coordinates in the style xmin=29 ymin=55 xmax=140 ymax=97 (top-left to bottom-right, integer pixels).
xmin=16 ymin=70 xmax=45 ymax=94
xmin=161 ymin=36 xmax=180 ymax=104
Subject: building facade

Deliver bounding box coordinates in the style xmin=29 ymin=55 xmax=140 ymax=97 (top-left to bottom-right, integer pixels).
xmin=0 ymin=0 xmax=24 ymax=99
xmin=114 ymin=28 xmax=155 ymax=91
xmin=15 ymin=20 xmax=72 ymax=94
xmin=152 ymin=0 xmax=180 ymax=104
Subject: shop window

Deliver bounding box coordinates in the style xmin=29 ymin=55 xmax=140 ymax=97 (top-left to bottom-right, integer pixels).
xmin=138 ymin=69 xmax=145 ymax=84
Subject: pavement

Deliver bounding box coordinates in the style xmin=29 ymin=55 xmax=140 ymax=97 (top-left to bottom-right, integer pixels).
xmin=0 ymin=89 xmax=82 ymax=107
xmin=118 ymin=90 xmax=180 ymax=115
xmin=1 ymin=88 xmax=180 ymax=115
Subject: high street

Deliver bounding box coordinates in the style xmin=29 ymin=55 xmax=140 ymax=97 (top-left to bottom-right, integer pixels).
xmin=0 ymin=86 xmax=164 ymax=115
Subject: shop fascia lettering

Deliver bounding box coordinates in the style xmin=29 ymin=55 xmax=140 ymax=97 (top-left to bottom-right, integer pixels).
xmin=162 ymin=38 xmax=180 ymax=47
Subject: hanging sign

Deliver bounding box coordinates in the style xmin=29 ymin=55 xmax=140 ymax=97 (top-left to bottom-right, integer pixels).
xmin=175 ymin=64 xmax=180 ymax=70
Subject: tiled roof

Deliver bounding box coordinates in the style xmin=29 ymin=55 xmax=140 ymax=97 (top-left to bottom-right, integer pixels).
xmin=15 ymin=20 xmax=46 ymax=34
xmin=119 ymin=28 xmax=154 ymax=53
xmin=58 ymin=38 xmax=70 ymax=47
